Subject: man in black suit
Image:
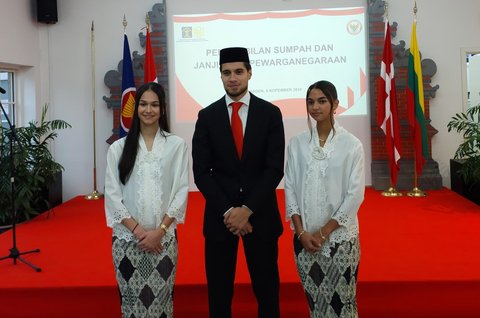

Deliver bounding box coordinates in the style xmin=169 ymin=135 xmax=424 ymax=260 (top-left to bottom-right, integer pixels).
xmin=192 ymin=47 xmax=285 ymax=318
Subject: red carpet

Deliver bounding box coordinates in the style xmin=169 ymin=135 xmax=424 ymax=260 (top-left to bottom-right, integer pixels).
xmin=0 ymin=188 xmax=479 ymax=317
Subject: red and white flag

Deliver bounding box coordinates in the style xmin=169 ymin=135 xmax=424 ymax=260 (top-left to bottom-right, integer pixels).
xmin=377 ymin=20 xmax=401 ymax=185
xmin=143 ymin=25 xmax=157 ymax=83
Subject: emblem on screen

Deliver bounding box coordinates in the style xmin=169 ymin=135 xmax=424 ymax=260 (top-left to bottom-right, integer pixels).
xmin=181 ymin=26 xmax=205 ymax=40
xmin=346 ymin=20 xmax=362 ymax=35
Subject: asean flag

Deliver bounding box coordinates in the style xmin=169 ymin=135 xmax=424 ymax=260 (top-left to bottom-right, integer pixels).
xmin=120 ymin=33 xmax=136 ymax=138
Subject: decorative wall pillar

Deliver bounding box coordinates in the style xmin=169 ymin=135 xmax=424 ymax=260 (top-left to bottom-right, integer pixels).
xmin=369 ymin=0 xmax=442 ymax=190
xmin=103 ymin=1 xmax=168 ymax=144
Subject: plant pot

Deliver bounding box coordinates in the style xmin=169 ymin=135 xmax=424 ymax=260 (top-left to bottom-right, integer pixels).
xmin=38 ymin=170 xmax=63 ymax=212
xmin=43 ymin=170 xmax=63 ymax=210
xmin=464 ymin=182 xmax=480 ymax=206
xmin=450 ymin=159 xmax=480 ymax=205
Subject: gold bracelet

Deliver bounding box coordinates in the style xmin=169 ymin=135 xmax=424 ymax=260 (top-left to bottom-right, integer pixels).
xmin=319 ymin=228 xmax=326 ymax=240
xmin=160 ymin=223 xmax=168 ymax=233
xmin=297 ymin=230 xmax=306 ymax=240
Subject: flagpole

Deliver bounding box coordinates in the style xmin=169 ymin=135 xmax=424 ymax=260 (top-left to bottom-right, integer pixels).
xmin=407 ymin=1 xmax=426 ymax=198
xmin=380 ymin=1 xmax=402 ymax=197
xmin=408 ymin=154 xmax=426 ymax=197
xmin=384 ymin=0 xmax=388 ymax=20
xmin=85 ymin=20 xmax=104 ymax=200
xmin=143 ymin=13 xmax=158 ymax=84
xmin=413 ymin=1 xmax=417 ymax=23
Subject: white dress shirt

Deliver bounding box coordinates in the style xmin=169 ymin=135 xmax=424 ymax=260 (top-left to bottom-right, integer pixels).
xmin=104 ymin=129 xmax=189 ymax=241
xmin=225 ymin=92 xmax=251 ymax=134
xmin=285 ymin=122 xmax=365 ymax=256
xmin=223 ymin=92 xmax=252 ymax=215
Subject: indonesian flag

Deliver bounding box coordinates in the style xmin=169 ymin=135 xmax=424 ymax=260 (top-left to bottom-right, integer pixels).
xmin=143 ymin=25 xmax=158 ymax=83
xmin=377 ymin=20 xmax=401 ymax=185
xmin=120 ymin=33 xmax=136 ymax=138
xmin=406 ymin=21 xmax=428 ymax=175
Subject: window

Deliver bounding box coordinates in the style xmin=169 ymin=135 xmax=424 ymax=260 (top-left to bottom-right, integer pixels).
xmin=0 ymin=70 xmax=15 ymax=128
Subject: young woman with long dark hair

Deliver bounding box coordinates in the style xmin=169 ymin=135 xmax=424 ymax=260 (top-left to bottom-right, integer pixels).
xmin=285 ymin=80 xmax=365 ymax=318
xmin=105 ymin=82 xmax=188 ymax=317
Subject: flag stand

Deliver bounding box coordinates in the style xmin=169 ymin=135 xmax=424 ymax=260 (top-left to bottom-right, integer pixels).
xmin=408 ymin=187 xmax=426 ymax=197
xmin=408 ymin=156 xmax=427 ymax=197
xmin=85 ymin=20 xmax=103 ymax=201
xmin=382 ymin=186 xmax=403 ymax=197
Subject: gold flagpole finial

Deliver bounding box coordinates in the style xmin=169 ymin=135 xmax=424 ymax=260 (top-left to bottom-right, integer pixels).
xmin=413 ymin=1 xmax=418 ymax=21
xmin=384 ymin=1 xmax=389 ymax=21
xmin=145 ymin=13 xmax=150 ymax=29
xmin=123 ymin=14 xmax=127 ymax=32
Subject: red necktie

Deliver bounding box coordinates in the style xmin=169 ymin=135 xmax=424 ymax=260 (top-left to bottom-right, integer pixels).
xmin=230 ymin=102 xmax=243 ymax=158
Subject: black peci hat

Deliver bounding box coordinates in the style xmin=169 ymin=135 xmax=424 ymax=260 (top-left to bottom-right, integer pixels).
xmin=219 ymin=47 xmax=250 ymax=65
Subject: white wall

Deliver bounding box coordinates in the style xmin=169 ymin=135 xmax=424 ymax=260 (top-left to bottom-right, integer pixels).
xmin=1 ymin=0 xmax=480 ymax=201
xmin=46 ymin=0 xmax=155 ymax=200
xmin=0 ymin=0 xmax=44 ymax=125
xmin=0 ymin=0 xmax=38 ymax=66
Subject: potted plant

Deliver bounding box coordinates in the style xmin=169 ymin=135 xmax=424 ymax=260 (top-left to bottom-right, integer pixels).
xmin=447 ymin=103 xmax=480 ymax=205
xmin=0 ymin=104 xmax=71 ymax=227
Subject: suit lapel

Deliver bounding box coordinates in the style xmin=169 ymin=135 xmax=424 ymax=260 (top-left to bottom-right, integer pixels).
xmin=242 ymin=95 xmax=259 ymax=161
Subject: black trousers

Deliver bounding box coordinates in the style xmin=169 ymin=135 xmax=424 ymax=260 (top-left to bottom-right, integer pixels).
xmin=205 ymin=233 xmax=280 ymax=318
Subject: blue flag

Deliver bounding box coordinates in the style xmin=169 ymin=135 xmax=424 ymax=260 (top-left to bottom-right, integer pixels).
xmin=120 ymin=34 xmax=136 ymax=138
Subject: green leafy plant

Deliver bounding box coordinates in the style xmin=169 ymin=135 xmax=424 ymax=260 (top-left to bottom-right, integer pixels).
xmin=0 ymin=104 xmax=71 ymax=225
xmin=447 ymin=104 xmax=480 ymax=185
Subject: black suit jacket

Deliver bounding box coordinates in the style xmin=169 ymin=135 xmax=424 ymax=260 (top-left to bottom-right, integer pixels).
xmin=192 ymin=93 xmax=285 ymax=241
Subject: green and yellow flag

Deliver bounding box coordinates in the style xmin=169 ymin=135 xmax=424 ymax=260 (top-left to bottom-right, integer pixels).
xmin=406 ymin=21 xmax=429 ymax=175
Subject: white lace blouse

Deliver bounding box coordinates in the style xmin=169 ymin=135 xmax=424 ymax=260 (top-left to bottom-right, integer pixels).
xmin=104 ymin=130 xmax=189 ymax=241
xmin=285 ymin=122 xmax=365 ymax=256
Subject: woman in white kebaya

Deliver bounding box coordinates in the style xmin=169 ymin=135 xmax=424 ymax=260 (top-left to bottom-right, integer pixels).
xmin=105 ymin=82 xmax=188 ymax=318
xmin=285 ymin=80 xmax=365 ymax=318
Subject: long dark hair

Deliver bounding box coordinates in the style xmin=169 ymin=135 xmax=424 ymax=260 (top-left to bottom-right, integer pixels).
xmin=306 ymin=80 xmax=337 ymax=139
xmin=118 ymin=82 xmax=170 ymax=184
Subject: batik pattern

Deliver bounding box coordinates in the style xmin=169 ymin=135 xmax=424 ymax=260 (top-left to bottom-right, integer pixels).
xmin=113 ymin=234 xmax=177 ymax=318
xmin=294 ymin=237 xmax=360 ymax=318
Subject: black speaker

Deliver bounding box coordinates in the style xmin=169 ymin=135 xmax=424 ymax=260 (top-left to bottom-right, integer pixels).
xmin=37 ymin=0 xmax=58 ymax=24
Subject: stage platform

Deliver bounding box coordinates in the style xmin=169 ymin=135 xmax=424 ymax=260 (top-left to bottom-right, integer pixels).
xmin=0 ymin=188 xmax=479 ymax=317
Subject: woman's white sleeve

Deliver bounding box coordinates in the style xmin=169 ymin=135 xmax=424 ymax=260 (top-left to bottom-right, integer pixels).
xmin=284 ymin=141 xmax=301 ymax=221
xmin=165 ymin=141 xmax=189 ymax=224
xmin=332 ymin=142 xmax=365 ymax=226
xmin=104 ymin=144 xmax=131 ymax=227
